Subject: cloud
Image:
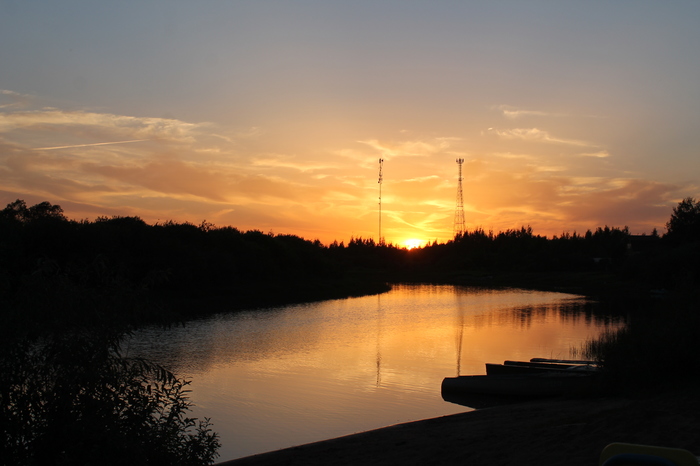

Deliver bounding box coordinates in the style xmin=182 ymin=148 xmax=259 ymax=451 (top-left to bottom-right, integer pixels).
xmin=0 ymin=104 xmax=269 ymax=215
xmin=497 ymin=105 xmax=553 ymax=119
xmin=81 ymin=156 xmax=232 ymax=202
xmin=0 ymin=89 xmax=33 ymax=109
xmin=0 ymin=109 xmax=204 ymax=144
xmin=33 ymin=139 xmax=148 ymax=151
xmin=556 ymin=178 xmax=674 ymax=231
xmin=210 ymin=127 xmax=264 ymax=143
xmin=0 ymin=141 xmax=119 ymax=201
xmin=486 ymin=127 xmax=596 ymax=148
xmin=580 ymin=150 xmax=610 ymax=158
xmin=491 ymin=151 xmax=541 ymax=162
xmin=496 ymin=105 xmax=606 ymax=120
xmin=457 ymin=167 xmax=678 ymax=236
xmin=0 ymin=92 xmax=686 ymax=244
xmin=252 ymin=153 xmax=339 ymax=173
xmin=357 ymin=138 xmax=453 ymax=159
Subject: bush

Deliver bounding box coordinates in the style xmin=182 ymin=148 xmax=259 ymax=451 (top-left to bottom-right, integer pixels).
xmin=580 ymin=290 xmax=700 ymax=393
xmin=0 ymin=330 xmax=220 ymax=466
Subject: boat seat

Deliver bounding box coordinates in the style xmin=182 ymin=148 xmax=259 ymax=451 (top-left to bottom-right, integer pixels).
xmin=599 ymin=443 xmax=699 ymax=466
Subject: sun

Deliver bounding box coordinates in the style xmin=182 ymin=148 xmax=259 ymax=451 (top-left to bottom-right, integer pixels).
xmin=403 ymin=238 xmax=423 ymax=250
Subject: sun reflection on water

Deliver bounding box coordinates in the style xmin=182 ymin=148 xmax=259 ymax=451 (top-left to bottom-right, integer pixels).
xmin=127 ymin=284 xmax=624 ymax=461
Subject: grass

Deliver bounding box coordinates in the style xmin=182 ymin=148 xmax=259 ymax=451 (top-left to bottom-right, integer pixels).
xmin=577 ymin=287 xmax=700 ymax=394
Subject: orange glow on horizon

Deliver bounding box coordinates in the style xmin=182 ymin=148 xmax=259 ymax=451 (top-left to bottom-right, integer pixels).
xmin=403 ymin=238 xmax=424 ymax=250
xmin=1 ymin=3 xmax=696 ymax=255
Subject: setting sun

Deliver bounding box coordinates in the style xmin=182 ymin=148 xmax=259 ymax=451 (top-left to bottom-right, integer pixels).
xmin=403 ymin=239 xmax=424 ymax=250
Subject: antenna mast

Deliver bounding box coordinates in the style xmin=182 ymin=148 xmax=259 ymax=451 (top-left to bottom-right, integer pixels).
xmin=454 ymin=158 xmax=466 ymax=237
xmin=378 ymin=158 xmax=384 ymax=245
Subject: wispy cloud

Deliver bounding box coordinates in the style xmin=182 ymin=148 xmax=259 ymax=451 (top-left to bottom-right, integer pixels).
xmin=0 ymin=101 xmax=378 ymax=237
xmin=33 ymin=139 xmax=148 ymax=151
xmin=0 ymin=91 xmax=685 ymax=244
xmin=486 ymin=127 xmax=596 ymax=148
xmin=491 ymin=151 xmax=539 ymax=161
xmin=0 ymin=110 xmax=204 ymax=143
xmin=496 ymin=105 xmax=605 ymax=120
xmin=210 ymin=127 xmax=263 ymax=143
xmin=580 ymin=150 xmax=610 ymax=158
xmin=0 ymin=89 xmax=32 ymax=109
xmin=497 ymin=105 xmax=553 ymax=119
xmin=252 ymin=153 xmax=339 ymax=173
xmin=358 ymin=138 xmax=452 ymax=159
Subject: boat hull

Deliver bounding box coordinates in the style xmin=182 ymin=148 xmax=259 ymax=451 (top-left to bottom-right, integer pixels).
xmin=441 ymin=372 xmax=596 ymax=398
xmin=485 ymin=361 xmax=599 ymax=375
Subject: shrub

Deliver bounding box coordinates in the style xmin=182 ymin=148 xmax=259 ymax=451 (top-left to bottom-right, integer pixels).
xmin=0 ymin=330 xmax=220 ymax=466
xmin=579 ymin=290 xmax=700 ymax=393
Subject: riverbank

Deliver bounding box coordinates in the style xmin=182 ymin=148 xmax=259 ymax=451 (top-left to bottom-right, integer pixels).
xmin=162 ymin=269 xmax=641 ymax=323
xmin=218 ymin=387 xmax=700 ymax=466
xmin=155 ymin=276 xmax=392 ymax=320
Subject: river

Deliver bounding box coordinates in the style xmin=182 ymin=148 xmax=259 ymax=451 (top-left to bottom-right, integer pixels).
xmin=125 ymin=284 xmax=623 ymax=462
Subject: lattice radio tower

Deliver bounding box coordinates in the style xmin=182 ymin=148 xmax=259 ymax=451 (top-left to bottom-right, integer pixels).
xmin=454 ymin=158 xmax=466 ymax=237
xmin=378 ymin=158 xmax=384 ymax=245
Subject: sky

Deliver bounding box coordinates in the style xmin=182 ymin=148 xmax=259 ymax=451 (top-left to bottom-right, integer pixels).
xmin=2 ymin=1 xmax=700 ymax=246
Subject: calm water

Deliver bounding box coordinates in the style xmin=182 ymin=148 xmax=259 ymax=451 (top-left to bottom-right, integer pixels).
xmin=125 ymin=284 xmax=623 ymax=462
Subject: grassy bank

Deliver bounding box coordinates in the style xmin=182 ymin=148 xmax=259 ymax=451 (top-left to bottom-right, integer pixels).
xmin=578 ymin=286 xmax=700 ymax=393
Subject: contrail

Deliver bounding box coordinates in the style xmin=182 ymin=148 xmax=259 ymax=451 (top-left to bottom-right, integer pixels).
xmin=33 ymin=139 xmax=148 ymax=150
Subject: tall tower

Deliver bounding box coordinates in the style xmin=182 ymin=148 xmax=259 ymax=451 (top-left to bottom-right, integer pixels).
xmin=454 ymin=158 xmax=466 ymax=237
xmin=378 ymin=158 xmax=384 ymax=245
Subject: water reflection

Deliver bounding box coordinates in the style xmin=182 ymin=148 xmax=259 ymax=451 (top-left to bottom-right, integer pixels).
xmin=126 ymin=285 xmax=623 ymax=462
xmin=375 ymin=294 xmax=383 ymax=387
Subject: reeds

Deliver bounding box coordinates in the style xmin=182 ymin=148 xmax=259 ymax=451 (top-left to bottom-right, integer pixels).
xmin=576 ymin=289 xmax=700 ymax=393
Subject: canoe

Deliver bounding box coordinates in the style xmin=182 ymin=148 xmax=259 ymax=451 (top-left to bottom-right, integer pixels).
xmin=508 ymin=360 xmax=599 ymax=369
xmin=530 ymin=358 xmax=598 ymax=365
xmin=485 ymin=360 xmax=599 ymax=375
xmin=441 ymin=372 xmax=597 ymax=398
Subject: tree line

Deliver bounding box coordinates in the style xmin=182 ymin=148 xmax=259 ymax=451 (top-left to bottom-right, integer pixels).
xmin=3 ymin=198 xmax=700 ymax=317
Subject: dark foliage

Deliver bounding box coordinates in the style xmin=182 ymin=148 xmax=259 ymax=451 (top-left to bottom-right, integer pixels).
xmin=1 ymin=198 xmax=693 ymax=317
xmin=1 ymin=200 xmax=222 ymax=465
xmin=1 ymin=331 xmax=220 ymax=466
xmin=580 ymin=290 xmax=700 ymax=392
xmin=4 ymin=198 xmax=700 ymax=312
xmin=665 ymin=196 xmax=700 ymax=244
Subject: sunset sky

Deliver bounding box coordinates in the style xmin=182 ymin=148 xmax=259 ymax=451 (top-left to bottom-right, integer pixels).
xmin=2 ymin=1 xmax=699 ymax=246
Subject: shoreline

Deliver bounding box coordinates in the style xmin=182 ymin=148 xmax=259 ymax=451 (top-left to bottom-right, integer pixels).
xmin=217 ymin=388 xmax=700 ymax=466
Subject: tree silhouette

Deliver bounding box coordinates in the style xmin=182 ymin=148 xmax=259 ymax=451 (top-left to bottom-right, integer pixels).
xmin=0 ymin=199 xmax=65 ymax=223
xmin=665 ymin=197 xmax=700 ymax=243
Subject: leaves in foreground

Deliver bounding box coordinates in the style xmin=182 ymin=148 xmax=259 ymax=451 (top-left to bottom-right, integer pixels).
xmin=0 ymin=330 xmax=220 ymax=466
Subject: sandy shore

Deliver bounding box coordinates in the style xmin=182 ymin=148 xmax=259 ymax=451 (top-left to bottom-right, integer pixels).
xmin=217 ymin=387 xmax=700 ymax=466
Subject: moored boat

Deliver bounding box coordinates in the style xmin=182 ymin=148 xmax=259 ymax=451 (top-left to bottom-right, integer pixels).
xmin=485 ymin=359 xmax=599 ymax=375
xmin=441 ymin=371 xmax=596 ymax=398
xmin=530 ymin=358 xmax=598 ymax=365
xmin=442 ymin=357 xmax=602 ymax=400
